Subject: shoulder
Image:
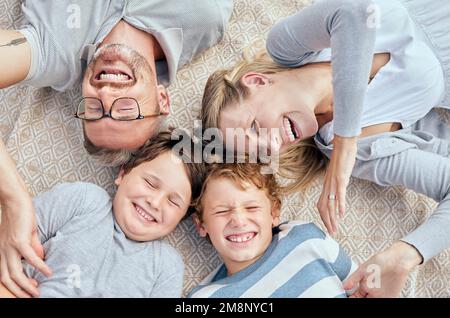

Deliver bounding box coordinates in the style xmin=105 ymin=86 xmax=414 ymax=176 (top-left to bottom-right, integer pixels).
xmin=34 ymin=182 xmax=112 ymax=212
xmin=278 ymin=221 xmax=327 ymax=241
xmin=277 ymin=221 xmax=343 ymax=259
xmin=60 ymin=181 xmax=111 ymax=204
xmin=284 ymin=221 xmax=349 ymax=263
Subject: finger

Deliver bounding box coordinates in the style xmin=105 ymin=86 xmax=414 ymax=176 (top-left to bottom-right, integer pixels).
xmin=338 ymin=185 xmax=346 ymax=219
xmin=31 ymin=233 xmax=45 ymax=260
xmin=29 ymin=278 xmax=38 ymax=288
xmin=327 ymin=192 xmax=338 ymax=234
xmin=1 ymin=254 xmax=31 ymax=298
xmin=343 ymin=267 xmax=365 ymax=291
xmin=317 ymin=196 xmax=332 ymax=234
xmin=18 ymin=244 xmax=52 ymax=277
xmin=6 ymin=250 xmax=40 ymax=297
xmin=351 ymin=290 xmax=368 ymax=298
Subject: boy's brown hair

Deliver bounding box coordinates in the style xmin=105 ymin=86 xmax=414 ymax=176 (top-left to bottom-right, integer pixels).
xmin=194 ymin=162 xmax=281 ymax=221
xmin=122 ymin=130 xmax=207 ymax=217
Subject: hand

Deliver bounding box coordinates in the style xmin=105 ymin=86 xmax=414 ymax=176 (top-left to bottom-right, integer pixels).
xmin=343 ymin=241 xmax=423 ymax=298
xmin=317 ymin=135 xmax=357 ymax=235
xmin=0 ymin=196 xmax=52 ymax=298
xmin=0 ymin=278 xmax=38 ymax=298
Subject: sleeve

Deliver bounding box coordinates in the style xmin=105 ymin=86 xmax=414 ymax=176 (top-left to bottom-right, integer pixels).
xmin=266 ymin=0 xmax=377 ymax=137
xmin=352 ymin=148 xmax=450 ymax=262
xmin=18 ymin=1 xmax=70 ymax=90
xmin=32 ymin=182 xmax=112 ymax=244
xmin=321 ymin=233 xmax=357 ymax=282
xmin=177 ymin=0 xmax=233 ymax=67
xmin=148 ymin=245 xmax=185 ymax=298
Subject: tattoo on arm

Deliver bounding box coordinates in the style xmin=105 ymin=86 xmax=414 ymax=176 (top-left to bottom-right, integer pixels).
xmin=0 ymin=37 xmax=27 ymax=48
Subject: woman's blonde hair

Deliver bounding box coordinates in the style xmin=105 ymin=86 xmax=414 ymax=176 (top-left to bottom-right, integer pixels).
xmin=201 ymin=50 xmax=328 ymax=193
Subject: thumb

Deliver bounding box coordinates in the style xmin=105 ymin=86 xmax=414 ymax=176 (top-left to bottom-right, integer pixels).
xmin=31 ymin=232 xmax=44 ymax=260
xmin=343 ymin=266 xmax=365 ymax=290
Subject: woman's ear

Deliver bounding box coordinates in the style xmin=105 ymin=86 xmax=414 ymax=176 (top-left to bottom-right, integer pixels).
xmin=192 ymin=214 xmax=208 ymax=237
xmin=240 ymin=72 xmax=271 ymax=89
xmin=114 ymin=168 xmax=126 ymax=186
xmin=157 ymin=84 xmax=170 ymax=115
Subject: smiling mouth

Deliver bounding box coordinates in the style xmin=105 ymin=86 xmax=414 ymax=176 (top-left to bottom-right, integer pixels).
xmin=95 ymin=68 xmax=133 ymax=83
xmin=283 ymin=116 xmax=300 ymax=143
xmin=225 ymin=232 xmax=257 ymax=243
xmin=134 ymin=203 xmax=157 ymax=224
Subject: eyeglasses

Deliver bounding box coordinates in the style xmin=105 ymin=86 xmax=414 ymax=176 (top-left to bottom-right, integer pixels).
xmin=74 ymin=97 xmax=164 ymax=121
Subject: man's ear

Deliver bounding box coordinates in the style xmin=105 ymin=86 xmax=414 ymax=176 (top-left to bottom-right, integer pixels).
xmin=240 ymin=72 xmax=271 ymax=90
xmin=192 ymin=214 xmax=208 ymax=237
xmin=114 ymin=168 xmax=126 ymax=186
xmin=156 ymin=84 xmax=170 ymax=115
xmin=271 ymin=201 xmax=281 ymax=228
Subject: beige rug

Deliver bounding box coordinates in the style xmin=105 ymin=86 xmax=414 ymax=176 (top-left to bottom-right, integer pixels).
xmin=1 ymin=0 xmax=449 ymax=297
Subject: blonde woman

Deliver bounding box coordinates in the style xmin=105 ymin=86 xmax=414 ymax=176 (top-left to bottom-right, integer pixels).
xmin=201 ymin=0 xmax=450 ymax=297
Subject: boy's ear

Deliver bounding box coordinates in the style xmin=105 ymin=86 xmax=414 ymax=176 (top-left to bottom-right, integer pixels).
xmin=192 ymin=214 xmax=208 ymax=237
xmin=157 ymin=84 xmax=170 ymax=115
xmin=114 ymin=168 xmax=126 ymax=186
xmin=271 ymin=201 xmax=281 ymax=228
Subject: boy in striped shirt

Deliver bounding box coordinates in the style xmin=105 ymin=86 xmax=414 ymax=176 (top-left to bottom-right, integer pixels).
xmin=189 ymin=162 xmax=357 ymax=298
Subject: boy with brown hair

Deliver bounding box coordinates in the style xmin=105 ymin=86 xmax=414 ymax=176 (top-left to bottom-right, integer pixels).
xmin=0 ymin=131 xmax=206 ymax=298
xmin=190 ymin=162 xmax=357 ymax=298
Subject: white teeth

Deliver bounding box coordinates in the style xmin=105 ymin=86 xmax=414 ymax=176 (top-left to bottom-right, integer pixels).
xmin=100 ymin=73 xmax=130 ymax=81
xmin=135 ymin=205 xmax=155 ymax=222
xmin=283 ymin=117 xmax=295 ymax=142
xmin=227 ymin=233 xmax=255 ymax=243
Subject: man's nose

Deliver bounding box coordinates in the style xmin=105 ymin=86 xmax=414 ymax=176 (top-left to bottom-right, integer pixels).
xmin=97 ymin=86 xmax=118 ymax=113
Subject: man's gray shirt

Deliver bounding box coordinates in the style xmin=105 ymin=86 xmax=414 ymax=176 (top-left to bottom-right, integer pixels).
xmin=19 ymin=0 xmax=233 ymax=90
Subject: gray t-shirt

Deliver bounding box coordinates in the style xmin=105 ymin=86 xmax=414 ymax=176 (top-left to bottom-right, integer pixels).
xmin=18 ymin=0 xmax=233 ymax=91
xmin=24 ymin=182 xmax=184 ymax=298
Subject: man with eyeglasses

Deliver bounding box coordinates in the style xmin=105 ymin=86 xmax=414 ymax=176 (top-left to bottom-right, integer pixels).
xmin=0 ymin=0 xmax=232 ymax=297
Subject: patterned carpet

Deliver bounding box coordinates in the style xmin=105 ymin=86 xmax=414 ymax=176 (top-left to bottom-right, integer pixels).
xmin=0 ymin=0 xmax=449 ymax=297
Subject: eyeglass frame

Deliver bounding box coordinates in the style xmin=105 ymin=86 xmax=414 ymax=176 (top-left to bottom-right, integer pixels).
xmin=73 ymin=96 xmax=165 ymax=121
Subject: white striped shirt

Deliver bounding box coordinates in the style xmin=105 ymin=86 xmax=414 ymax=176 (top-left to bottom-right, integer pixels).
xmin=189 ymin=221 xmax=357 ymax=298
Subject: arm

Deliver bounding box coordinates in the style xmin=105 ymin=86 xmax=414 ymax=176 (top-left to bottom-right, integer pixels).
xmin=0 ymin=140 xmax=49 ymax=298
xmin=32 ymin=182 xmax=112 ymax=243
xmin=0 ymin=29 xmax=31 ymax=88
xmin=266 ymin=0 xmax=376 ymax=137
xmin=267 ymin=0 xmax=377 ymax=232
xmin=354 ymin=148 xmax=450 ymax=261
xmin=346 ymin=147 xmax=450 ymax=297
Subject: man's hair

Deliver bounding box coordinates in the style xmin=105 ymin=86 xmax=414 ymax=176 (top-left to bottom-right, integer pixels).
xmin=121 ymin=130 xmax=207 ymax=218
xmin=194 ymin=161 xmax=281 ymax=221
